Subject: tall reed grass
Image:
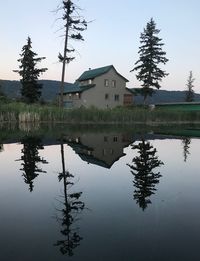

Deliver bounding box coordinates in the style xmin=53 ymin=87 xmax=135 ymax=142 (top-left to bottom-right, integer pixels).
xmin=1 ymin=102 xmax=200 ymax=124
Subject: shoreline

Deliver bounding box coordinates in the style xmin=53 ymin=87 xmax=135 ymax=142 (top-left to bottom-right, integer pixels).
xmin=1 ymin=102 xmax=200 ymax=125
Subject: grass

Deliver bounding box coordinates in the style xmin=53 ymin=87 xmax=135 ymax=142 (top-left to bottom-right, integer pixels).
xmin=1 ymin=102 xmax=200 ymax=124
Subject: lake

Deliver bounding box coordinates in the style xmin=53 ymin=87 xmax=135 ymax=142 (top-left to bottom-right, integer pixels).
xmin=0 ymin=123 xmax=200 ymax=261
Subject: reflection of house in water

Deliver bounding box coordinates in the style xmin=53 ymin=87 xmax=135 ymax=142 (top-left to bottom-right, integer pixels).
xmin=65 ymin=132 xmax=133 ymax=168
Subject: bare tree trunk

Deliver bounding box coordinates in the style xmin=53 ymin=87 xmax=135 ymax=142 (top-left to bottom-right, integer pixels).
xmin=143 ymin=93 xmax=147 ymax=106
xmin=60 ymin=139 xmax=67 ymax=201
xmin=60 ymin=9 xmax=70 ymax=108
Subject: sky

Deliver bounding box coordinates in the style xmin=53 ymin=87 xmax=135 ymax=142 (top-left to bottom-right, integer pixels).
xmin=1 ymin=0 xmax=200 ymax=91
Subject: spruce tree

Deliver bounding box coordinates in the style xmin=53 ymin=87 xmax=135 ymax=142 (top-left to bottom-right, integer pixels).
xmin=127 ymin=140 xmax=163 ymax=210
xmin=0 ymin=144 xmax=3 ymax=152
xmin=0 ymin=85 xmax=5 ymax=97
xmin=19 ymin=136 xmax=48 ymax=192
xmin=131 ymin=18 xmax=168 ymax=104
xmin=185 ymin=71 xmax=195 ymax=102
xmin=14 ymin=37 xmax=47 ymax=103
xmin=0 ymin=85 xmax=7 ymax=103
xmin=58 ymin=0 xmax=88 ymax=107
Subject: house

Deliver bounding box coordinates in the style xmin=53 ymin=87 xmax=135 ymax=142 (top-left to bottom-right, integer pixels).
xmin=62 ymin=65 xmax=133 ymax=108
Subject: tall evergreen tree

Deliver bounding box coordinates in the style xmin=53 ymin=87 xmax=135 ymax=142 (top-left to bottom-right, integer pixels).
xmin=0 ymin=84 xmax=7 ymax=103
xmin=0 ymin=85 xmax=5 ymax=97
xmin=57 ymin=0 xmax=88 ymax=107
xmin=14 ymin=37 xmax=47 ymax=103
xmin=185 ymin=71 xmax=195 ymax=102
xmin=0 ymin=144 xmax=3 ymax=152
xmin=131 ymin=18 xmax=168 ymax=104
xmin=127 ymin=140 xmax=163 ymax=210
xmin=19 ymin=136 xmax=48 ymax=192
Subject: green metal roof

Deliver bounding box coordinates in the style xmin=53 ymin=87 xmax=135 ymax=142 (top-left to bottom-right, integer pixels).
xmin=63 ymin=83 xmax=80 ymax=93
xmin=154 ymin=102 xmax=200 ymax=111
xmin=77 ymin=65 xmax=129 ymax=82
xmin=125 ymin=87 xmax=134 ymax=94
xmin=155 ymin=102 xmax=200 ymax=106
xmin=63 ymin=83 xmax=95 ymax=94
xmin=62 ymin=65 xmax=129 ymax=94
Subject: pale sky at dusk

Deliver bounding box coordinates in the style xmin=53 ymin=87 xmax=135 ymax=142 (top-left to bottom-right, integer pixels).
xmin=1 ymin=0 xmax=200 ymax=91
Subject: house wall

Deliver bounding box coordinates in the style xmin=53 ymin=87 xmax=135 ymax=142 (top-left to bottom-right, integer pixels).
xmin=63 ymin=93 xmax=82 ymax=108
xmin=81 ymin=68 xmax=132 ymax=109
xmin=63 ymin=67 xmax=133 ymax=109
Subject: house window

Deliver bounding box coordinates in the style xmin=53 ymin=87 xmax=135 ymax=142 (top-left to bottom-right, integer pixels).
xmin=105 ymin=94 xmax=109 ymax=100
xmin=113 ymin=136 xmax=118 ymax=142
xmin=104 ymin=79 xmax=109 ymax=87
xmin=69 ymin=94 xmax=72 ymax=99
xmin=114 ymin=94 xmax=119 ymax=101
xmin=88 ymin=79 xmax=93 ymax=84
xmin=75 ymin=137 xmax=80 ymax=143
xmin=80 ymin=81 xmax=85 ymax=86
xmin=76 ymin=93 xmax=81 ymax=99
xmin=87 ymin=150 xmax=92 ymax=156
xmin=112 ymin=80 xmax=116 ymax=87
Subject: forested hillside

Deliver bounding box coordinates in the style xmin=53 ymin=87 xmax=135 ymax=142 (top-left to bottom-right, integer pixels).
xmin=1 ymin=79 xmax=200 ymax=104
xmin=0 ymin=80 xmax=72 ymax=101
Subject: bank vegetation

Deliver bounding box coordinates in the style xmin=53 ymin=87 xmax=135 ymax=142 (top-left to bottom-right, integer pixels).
xmin=1 ymin=102 xmax=200 ymax=124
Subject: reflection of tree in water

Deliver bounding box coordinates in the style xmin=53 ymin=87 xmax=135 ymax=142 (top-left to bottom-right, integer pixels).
xmin=127 ymin=139 xmax=163 ymax=210
xmin=54 ymin=141 xmax=85 ymax=256
xmin=182 ymin=138 xmax=191 ymax=162
xmin=0 ymin=144 xmax=3 ymax=152
xmin=19 ymin=136 xmax=48 ymax=192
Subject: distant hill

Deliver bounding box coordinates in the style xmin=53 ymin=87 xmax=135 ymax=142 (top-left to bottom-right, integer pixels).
xmin=0 ymin=79 xmax=73 ymax=102
xmin=1 ymin=79 xmax=200 ymax=104
xmin=131 ymin=89 xmax=200 ymax=104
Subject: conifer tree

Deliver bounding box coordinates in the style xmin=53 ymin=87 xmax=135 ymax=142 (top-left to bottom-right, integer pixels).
xmin=0 ymin=85 xmax=5 ymax=97
xmin=0 ymin=144 xmax=3 ymax=152
xmin=14 ymin=37 xmax=47 ymax=103
xmin=58 ymin=0 xmax=87 ymax=107
xmin=0 ymin=85 xmax=7 ymax=103
xmin=19 ymin=136 xmax=48 ymax=192
xmin=127 ymin=140 xmax=163 ymax=210
xmin=185 ymin=71 xmax=195 ymax=102
xmin=131 ymin=18 xmax=168 ymax=104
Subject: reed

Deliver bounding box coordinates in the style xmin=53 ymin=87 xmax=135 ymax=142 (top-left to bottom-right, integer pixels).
xmin=1 ymin=102 xmax=200 ymax=124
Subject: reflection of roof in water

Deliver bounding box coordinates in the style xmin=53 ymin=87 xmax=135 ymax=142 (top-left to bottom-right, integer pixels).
xmin=78 ymin=153 xmax=111 ymax=168
xmin=67 ymin=140 xmax=93 ymax=151
xmin=78 ymin=152 xmax=126 ymax=169
xmin=66 ymin=140 xmax=126 ymax=169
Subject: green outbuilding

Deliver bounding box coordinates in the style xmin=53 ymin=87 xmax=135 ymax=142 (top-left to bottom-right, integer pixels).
xmin=154 ymin=102 xmax=200 ymax=111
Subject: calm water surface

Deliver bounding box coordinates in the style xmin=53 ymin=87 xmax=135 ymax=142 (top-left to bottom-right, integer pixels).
xmin=0 ymin=125 xmax=200 ymax=261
